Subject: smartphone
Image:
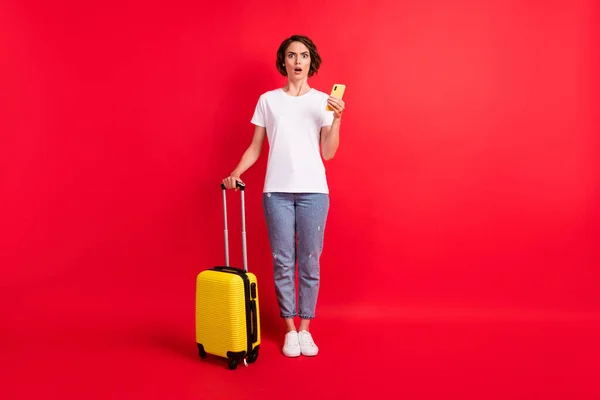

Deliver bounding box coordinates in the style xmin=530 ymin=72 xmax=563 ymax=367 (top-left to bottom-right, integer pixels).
xmin=326 ymin=84 xmax=346 ymax=111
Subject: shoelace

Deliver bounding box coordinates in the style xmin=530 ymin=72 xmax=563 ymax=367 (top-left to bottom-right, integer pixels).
xmin=285 ymin=333 xmax=299 ymax=347
xmin=299 ymin=332 xmax=316 ymax=348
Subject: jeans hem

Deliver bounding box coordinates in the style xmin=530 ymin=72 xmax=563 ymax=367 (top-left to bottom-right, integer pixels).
xmin=280 ymin=314 xmax=296 ymax=319
xmin=298 ymin=315 xmax=315 ymax=320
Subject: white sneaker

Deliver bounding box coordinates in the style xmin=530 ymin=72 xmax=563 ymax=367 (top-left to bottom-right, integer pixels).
xmin=282 ymin=331 xmax=301 ymax=357
xmin=298 ymin=330 xmax=319 ymax=356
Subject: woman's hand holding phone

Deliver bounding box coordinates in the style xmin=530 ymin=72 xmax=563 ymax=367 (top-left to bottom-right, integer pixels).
xmin=327 ymin=84 xmax=346 ymax=120
xmin=327 ymin=96 xmax=345 ymax=119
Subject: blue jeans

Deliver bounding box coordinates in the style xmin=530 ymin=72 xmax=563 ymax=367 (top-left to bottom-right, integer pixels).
xmin=262 ymin=193 xmax=330 ymax=320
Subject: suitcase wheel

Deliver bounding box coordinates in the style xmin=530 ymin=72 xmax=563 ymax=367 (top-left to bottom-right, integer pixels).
xmin=197 ymin=344 xmax=206 ymax=359
xmin=247 ymin=347 xmax=259 ymax=364
xmin=228 ymin=358 xmax=239 ymax=370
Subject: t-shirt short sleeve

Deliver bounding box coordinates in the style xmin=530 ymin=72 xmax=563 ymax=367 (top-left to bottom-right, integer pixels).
xmin=251 ymin=95 xmax=266 ymax=127
xmin=321 ymin=95 xmax=334 ymax=127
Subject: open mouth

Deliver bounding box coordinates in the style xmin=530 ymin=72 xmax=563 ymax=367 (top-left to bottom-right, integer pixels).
xmin=294 ymin=68 xmax=302 ymax=73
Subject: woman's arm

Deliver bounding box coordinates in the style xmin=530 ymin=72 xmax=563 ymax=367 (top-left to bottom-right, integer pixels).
xmin=222 ymin=125 xmax=266 ymax=189
xmin=320 ymin=96 xmax=345 ymax=160
xmin=320 ymin=119 xmax=341 ymax=160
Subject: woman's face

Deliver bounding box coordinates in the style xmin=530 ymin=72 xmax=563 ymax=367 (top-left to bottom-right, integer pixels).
xmin=284 ymin=41 xmax=311 ymax=80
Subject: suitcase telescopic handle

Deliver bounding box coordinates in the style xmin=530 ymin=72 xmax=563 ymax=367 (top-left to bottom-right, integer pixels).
xmin=220 ymin=181 xmax=248 ymax=272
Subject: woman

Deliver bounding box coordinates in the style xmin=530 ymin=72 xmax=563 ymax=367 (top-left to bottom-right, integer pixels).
xmin=222 ymin=34 xmax=345 ymax=357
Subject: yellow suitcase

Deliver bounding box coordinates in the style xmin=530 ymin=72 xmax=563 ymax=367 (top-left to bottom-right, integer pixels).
xmin=195 ymin=182 xmax=261 ymax=370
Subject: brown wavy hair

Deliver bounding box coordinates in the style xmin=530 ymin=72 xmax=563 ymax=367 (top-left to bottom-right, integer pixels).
xmin=276 ymin=35 xmax=322 ymax=77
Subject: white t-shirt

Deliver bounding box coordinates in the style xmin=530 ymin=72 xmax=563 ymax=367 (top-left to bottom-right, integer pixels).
xmin=251 ymin=88 xmax=334 ymax=193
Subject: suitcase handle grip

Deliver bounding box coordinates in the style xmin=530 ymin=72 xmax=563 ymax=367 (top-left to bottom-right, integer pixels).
xmin=220 ymin=181 xmax=245 ymax=191
xmin=250 ymin=300 xmax=258 ymax=343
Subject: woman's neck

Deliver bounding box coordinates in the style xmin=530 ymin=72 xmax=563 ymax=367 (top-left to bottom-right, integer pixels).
xmin=284 ymin=79 xmax=310 ymax=96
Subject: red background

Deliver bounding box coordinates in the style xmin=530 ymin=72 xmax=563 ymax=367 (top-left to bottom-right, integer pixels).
xmin=1 ymin=0 xmax=599 ymax=399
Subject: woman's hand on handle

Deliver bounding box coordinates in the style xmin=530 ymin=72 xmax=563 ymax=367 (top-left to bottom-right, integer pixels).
xmin=222 ymin=175 xmax=243 ymax=190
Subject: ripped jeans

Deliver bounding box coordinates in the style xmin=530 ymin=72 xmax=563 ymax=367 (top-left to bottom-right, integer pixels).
xmin=262 ymin=192 xmax=330 ymax=320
